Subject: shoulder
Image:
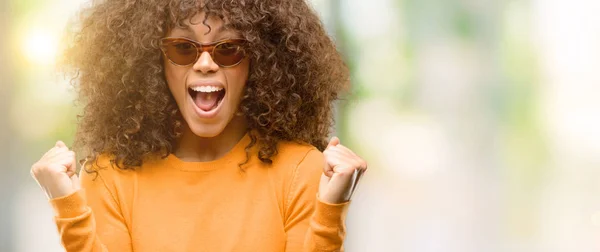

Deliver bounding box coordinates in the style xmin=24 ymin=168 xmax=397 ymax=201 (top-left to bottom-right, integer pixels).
xmin=270 ymin=141 xmax=324 ymax=170
xmin=79 ymin=153 xmax=137 ymax=190
xmin=267 ymin=141 xmax=324 ymax=192
xmin=266 ymin=141 xmax=325 ymax=211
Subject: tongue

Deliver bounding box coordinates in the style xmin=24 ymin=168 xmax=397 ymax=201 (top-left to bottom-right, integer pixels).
xmin=194 ymin=92 xmax=219 ymax=111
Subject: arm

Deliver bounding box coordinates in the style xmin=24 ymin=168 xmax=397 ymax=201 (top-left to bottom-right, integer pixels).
xmin=284 ymin=150 xmax=351 ymax=252
xmin=49 ymin=160 xmax=132 ymax=251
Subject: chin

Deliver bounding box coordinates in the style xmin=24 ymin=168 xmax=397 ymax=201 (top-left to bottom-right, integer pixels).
xmin=186 ymin=120 xmax=229 ymax=138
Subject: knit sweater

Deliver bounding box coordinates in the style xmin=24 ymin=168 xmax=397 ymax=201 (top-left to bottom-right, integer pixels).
xmin=49 ymin=133 xmax=350 ymax=251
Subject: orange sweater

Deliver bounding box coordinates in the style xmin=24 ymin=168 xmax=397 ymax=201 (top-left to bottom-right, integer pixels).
xmin=49 ymin=134 xmax=350 ymax=252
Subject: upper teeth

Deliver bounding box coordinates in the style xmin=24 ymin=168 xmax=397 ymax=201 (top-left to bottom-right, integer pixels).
xmin=190 ymin=86 xmax=223 ymax=93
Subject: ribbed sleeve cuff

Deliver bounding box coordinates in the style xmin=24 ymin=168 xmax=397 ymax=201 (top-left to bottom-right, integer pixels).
xmin=49 ymin=190 xmax=88 ymax=218
xmin=314 ymin=194 xmax=350 ymax=226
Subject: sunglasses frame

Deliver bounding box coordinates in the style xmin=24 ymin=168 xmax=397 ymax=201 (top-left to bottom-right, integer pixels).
xmin=160 ymin=37 xmax=248 ymax=68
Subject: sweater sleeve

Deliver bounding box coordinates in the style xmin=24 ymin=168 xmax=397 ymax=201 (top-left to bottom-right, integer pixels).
xmin=49 ymin=166 xmax=132 ymax=251
xmin=284 ymin=149 xmax=351 ymax=252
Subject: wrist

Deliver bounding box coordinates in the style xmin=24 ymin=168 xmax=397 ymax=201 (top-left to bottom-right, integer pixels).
xmin=46 ymin=183 xmax=77 ymax=199
xmin=318 ymin=193 xmax=350 ymax=204
xmin=49 ymin=190 xmax=88 ymax=218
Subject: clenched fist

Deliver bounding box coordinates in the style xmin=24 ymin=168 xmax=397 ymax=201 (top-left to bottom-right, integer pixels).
xmin=318 ymin=137 xmax=367 ymax=204
xmin=30 ymin=141 xmax=81 ymax=199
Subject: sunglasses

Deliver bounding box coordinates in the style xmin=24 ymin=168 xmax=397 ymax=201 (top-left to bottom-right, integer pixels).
xmin=160 ymin=37 xmax=247 ymax=67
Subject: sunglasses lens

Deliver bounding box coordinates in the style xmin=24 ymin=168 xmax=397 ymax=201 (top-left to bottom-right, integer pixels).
xmin=214 ymin=42 xmax=245 ymax=67
xmin=164 ymin=41 xmax=197 ymax=65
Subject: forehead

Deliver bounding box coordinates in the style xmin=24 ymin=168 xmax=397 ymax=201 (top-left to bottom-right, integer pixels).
xmin=168 ymin=12 xmax=237 ymax=42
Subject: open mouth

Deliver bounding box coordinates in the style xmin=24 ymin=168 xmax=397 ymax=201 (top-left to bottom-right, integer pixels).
xmin=188 ymin=86 xmax=226 ymax=112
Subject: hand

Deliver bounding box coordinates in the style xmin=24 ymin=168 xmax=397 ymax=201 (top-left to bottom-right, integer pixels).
xmin=318 ymin=137 xmax=367 ymax=204
xmin=30 ymin=141 xmax=81 ymax=199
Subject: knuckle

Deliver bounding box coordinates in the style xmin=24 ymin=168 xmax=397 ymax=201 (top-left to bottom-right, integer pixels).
xmin=30 ymin=166 xmax=38 ymax=176
xmin=31 ymin=163 xmax=49 ymax=176
xmin=341 ymin=169 xmax=355 ymax=176
xmin=31 ymin=162 xmax=43 ymax=171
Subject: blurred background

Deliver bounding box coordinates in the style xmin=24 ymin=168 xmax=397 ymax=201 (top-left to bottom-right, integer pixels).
xmin=1 ymin=0 xmax=600 ymax=251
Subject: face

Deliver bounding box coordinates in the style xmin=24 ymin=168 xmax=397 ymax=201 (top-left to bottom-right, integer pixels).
xmin=163 ymin=12 xmax=249 ymax=138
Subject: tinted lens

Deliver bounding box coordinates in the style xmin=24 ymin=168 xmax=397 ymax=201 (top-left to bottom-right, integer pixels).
xmin=164 ymin=41 xmax=197 ymax=65
xmin=213 ymin=42 xmax=245 ymax=66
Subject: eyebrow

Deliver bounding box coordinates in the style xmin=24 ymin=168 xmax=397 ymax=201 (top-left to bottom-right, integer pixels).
xmin=177 ymin=24 xmax=228 ymax=35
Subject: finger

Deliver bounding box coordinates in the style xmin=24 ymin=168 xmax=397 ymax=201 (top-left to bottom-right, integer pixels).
xmin=331 ymin=145 xmax=368 ymax=170
xmin=56 ymin=140 xmax=67 ymax=148
xmin=327 ymin=136 xmax=340 ymax=148
xmin=323 ymin=150 xmax=345 ymax=177
xmin=332 ymin=163 xmax=358 ymax=175
xmin=326 ymin=167 xmax=356 ymax=201
xmin=46 ymin=149 xmax=74 ymax=161
xmin=45 ymin=148 xmax=69 ymax=160
xmin=46 ymin=142 xmax=70 ymax=159
xmin=47 ymin=151 xmax=76 ymax=168
xmin=326 ymin=149 xmax=362 ymax=171
xmin=324 ymin=149 xmax=346 ymax=169
xmin=323 ymin=162 xmax=334 ymax=178
xmin=322 ymin=148 xmax=336 ymax=171
xmin=42 ymin=146 xmax=59 ymax=159
xmin=334 ymin=144 xmax=359 ymax=159
xmin=67 ymin=151 xmax=77 ymax=174
xmin=327 ymin=146 xmax=357 ymax=161
xmin=47 ymin=163 xmax=68 ymax=174
xmin=55 ymin=141 xmax=69 ymax=154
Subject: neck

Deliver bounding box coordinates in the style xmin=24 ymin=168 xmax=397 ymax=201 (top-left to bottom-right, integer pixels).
xmin=174 ymin=116 xmax=248 ymax=162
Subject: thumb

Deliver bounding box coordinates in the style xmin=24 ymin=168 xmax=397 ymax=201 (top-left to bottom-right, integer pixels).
xmin=65 ymin=151 xmax=77 ymax=176
xmin=56 ymin=140 xmax=67 ymax=148
xmin=327 ymin=136 xmax=340 ymax=148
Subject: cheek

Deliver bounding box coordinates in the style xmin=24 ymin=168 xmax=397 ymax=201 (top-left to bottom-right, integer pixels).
xmin=164 ymin=63 xmax=186 ymax=97
xmin=226 ymin=61 xmax=250 ymax=94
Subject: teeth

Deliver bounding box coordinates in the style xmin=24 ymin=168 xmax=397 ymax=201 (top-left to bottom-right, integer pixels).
xmin=190 ymin=86 xmax=223 ymax=93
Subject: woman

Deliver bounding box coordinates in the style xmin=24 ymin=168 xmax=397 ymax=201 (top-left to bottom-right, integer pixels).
xmin=31 ymin=0 xmax=367 ymax=251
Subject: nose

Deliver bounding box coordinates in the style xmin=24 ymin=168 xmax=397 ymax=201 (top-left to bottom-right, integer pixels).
xmin=193 ymin=51 xmax=219 ymax=73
